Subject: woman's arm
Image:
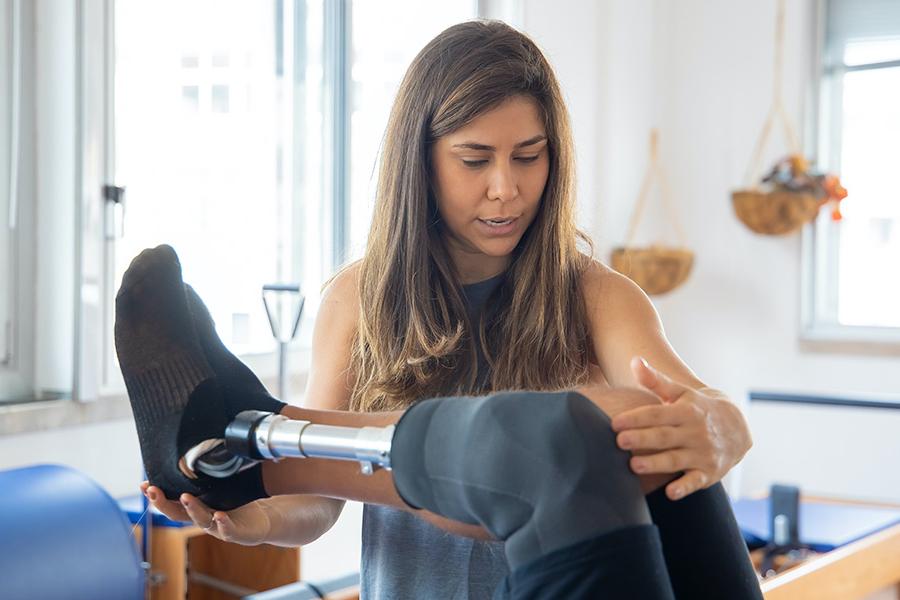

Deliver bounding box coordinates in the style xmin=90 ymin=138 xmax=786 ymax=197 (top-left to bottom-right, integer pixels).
xmin=582 ymin=262 xmax=753 ymax=500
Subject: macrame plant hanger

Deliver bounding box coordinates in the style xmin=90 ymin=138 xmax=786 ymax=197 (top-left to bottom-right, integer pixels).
xmin=611 ymin=129 xmax=693 ymax=296
xmin=731 ymin=0 xmax=820 ymax=235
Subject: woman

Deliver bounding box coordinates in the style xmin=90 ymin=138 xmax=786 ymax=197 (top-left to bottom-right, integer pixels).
xmin=142 ymin=20 xmax=756 ymax=599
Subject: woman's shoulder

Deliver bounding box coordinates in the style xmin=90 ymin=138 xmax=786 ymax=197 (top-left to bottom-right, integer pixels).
xmin=578 ymin=257 xmax=628 ymax=297
xmin=319 ymin=260 xmax=362 ymax=326
xmin=324 ymin=260 xmax=362 ymax=299
xmin=578 ymin=257 xmax=651 ymax=315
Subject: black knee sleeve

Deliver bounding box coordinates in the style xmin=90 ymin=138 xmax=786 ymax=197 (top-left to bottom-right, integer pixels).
xmin=391 ymin=390 xmax=651 ymax=568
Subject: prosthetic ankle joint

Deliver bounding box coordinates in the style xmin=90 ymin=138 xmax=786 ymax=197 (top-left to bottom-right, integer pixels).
xmin=225 ymin=411 xmax=395 ymax=475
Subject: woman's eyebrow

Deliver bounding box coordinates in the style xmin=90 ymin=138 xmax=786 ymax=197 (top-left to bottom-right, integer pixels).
xmin=452 ymin=135 xmax=547 ymax=152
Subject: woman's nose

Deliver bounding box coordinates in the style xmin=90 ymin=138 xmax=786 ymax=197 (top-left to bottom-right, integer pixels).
xmin=487 ymin=162 xmax=517 ymax=203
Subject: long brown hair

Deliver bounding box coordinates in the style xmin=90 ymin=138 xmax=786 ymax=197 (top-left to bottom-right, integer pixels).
xmin=349 ymin=20 xmax=592 ymax=412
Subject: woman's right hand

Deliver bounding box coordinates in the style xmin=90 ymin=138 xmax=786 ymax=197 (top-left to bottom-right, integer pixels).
xmin=141 ymin=481 xmax=273 ymax=546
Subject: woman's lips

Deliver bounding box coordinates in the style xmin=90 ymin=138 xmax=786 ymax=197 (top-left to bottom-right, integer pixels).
xmin=476 ymin=216 xmax=519 ymax=236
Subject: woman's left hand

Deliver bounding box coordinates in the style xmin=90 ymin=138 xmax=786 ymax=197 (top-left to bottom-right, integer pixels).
xmin=610 ymin=357 xmax=752 ymax=501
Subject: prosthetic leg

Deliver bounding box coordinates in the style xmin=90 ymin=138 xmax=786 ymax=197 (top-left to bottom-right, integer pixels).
xmin=218 ymin=392 xmax=655 ymax=562
xmin=187 ymin=392 xmax=684 ymax=599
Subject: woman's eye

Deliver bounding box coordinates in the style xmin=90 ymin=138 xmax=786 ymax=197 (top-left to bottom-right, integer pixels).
xmin=515 ymin=155 xmax=540 ymax=163
xmin=462 ymin=159 xmax=488 ymax=168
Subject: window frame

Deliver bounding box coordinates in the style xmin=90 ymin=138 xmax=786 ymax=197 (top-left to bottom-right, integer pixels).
xmin=0 ymin=0 xmax=38 ymax=405
xmin=800 ymin=0 xmax=900 ymax=349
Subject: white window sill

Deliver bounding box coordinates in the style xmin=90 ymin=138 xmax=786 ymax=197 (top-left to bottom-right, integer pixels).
xmin=800 ymin=323 xmax=900 ymax=355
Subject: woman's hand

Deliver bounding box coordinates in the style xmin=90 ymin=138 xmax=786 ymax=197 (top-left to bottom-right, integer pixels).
xmin=610 ymin=357 xmax=753 ymax=501
xmin=141 ymin=482 xmax=273 ymax=546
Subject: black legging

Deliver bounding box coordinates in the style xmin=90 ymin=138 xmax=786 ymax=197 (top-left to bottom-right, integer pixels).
xmin=390 ymin=390 xmax=762 ymax=600
xmin=647 ymin=482 xmax=761 ymax=599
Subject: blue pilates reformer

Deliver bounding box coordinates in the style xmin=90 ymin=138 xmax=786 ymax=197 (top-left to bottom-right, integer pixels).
xmin=0 ymin=464 xmax=145 ymax=600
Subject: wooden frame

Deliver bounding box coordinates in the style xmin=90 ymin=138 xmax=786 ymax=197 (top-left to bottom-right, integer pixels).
xmin=135 ymin=524 xmax=300 ymax=600
xmin=760 ymin=497 xmax=900 ymax=600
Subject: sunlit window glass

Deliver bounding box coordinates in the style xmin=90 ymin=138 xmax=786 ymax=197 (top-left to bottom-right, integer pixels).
xmin=113 ymin=0 xmax=323 ymax=358
xmin=835 ymin=44 xmax=900 ymax=327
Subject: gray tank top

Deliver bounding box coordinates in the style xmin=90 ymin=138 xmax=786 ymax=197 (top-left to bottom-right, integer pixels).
xmin=360 ymin=272 xmax=509 ymax=600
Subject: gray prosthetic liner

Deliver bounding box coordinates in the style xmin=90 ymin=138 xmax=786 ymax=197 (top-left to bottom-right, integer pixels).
xmin=390 ymin=390 xmax=652 ymax=569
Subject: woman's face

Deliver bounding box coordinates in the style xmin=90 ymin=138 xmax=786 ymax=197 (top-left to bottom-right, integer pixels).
xmin=431 ymin=95 xmax=549 ymax=282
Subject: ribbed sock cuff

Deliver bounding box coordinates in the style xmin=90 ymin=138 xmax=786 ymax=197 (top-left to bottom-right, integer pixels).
xmin=125 ymin=351 xmax=213 ymax=424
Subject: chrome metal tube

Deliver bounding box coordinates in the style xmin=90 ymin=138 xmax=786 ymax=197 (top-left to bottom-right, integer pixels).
xmin=237 ymin=411 xmax=395 ymax=474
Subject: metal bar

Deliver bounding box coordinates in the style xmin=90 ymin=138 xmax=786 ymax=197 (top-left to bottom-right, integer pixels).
xmin=278 ymin=340 xmax=288 ymax=400
xmin=825 ymin=58 xmax=900 ymax=75
xmin=750 ymin=391 xmax=900 ymax=411
xmin=189 ymin=572 xmax=257 ymax=598
xmin=233 ymin=412 xmax=395 ymax=471
xmin=243 ymin=572 xmax=360 ymax=600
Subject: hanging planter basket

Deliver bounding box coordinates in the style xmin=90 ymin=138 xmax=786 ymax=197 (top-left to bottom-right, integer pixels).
xmin=611 ymin=130 xmax=693 ymax=296
xmin=731 ymin=189 xmax=820 ymax=235
xmin=611 ymin=246 xmax=694 ymax=296
xmin=730 ymin=0 xmax=847 ymax=236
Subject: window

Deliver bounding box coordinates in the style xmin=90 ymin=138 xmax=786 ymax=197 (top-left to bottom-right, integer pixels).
xmin=804 ymin=0 xmax=900 ymax=343
xmin=1 ymin=1 xmax=482 ymax=406
xmin=105 ymin=0 xmax=328 ymax=394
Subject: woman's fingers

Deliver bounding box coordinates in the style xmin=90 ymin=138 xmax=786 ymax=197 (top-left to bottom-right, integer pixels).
xmin=611 ymin=401 xmax=692 ymax=432
xmin=143 ymin=484 xmax=191 ymax=522
xmin=142 ymin=483 xmax=267 ymax=544
xmin=665 ymin=469 xmax=711 ymax=501
xmin=212 ymin=511 xmax=239 ymax=541
xmin=629 ymin=449 xmax=693 ymax=475
xmin=630 ymin=356 xmax=688 ymax=403
xmin=181 ymin=494 xmax=216 ymax=530
xmin=616 ymin=425 xmax=685 ymax=451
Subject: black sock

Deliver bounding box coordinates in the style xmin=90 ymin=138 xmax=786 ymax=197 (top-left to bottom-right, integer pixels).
xmin=115 ymin=245 xmax=273 ymax=511
xmin=183 ymin=284 xmax=287 ymax=509
xmin=184 ymin=284 xmax=286 ymax=416
xmin=115 ymin=245 xmax=229 ymax=502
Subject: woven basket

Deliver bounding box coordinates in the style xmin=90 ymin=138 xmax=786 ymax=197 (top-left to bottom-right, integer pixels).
xmin=610 ymin=246 xmax=694 ymax=296
xmin=731 ymin=189 xmax=820 ymax=235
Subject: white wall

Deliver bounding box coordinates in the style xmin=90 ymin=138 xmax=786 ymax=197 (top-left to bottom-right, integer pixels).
xmin=522 ymin=0 xmax=900 ymax=503
xmin=645 ymin=0 xmax=900 ymax=502
xmin=521 ymin=0 xmax=659 ymax=250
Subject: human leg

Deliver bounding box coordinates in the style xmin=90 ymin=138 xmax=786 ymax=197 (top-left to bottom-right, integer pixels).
xmin=646 ymin=484 xmax=763 ymax=599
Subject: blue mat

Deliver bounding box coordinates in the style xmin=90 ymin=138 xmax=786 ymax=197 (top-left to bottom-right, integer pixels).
xmin=732 ymin=497 xmax=900 ymax=552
